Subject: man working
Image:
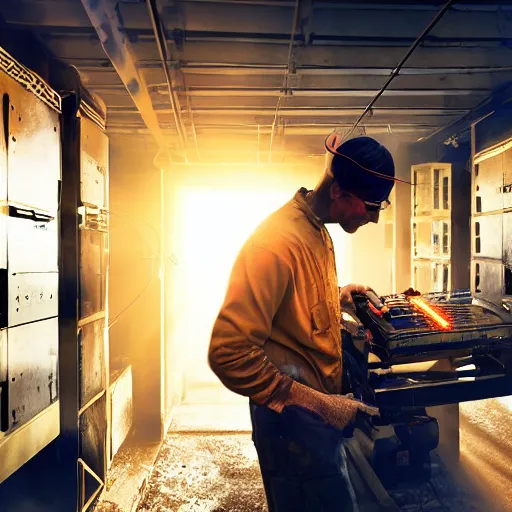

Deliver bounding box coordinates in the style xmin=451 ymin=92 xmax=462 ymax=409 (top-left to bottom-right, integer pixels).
xmin=209 ymin=134 xmax=398 ymax=511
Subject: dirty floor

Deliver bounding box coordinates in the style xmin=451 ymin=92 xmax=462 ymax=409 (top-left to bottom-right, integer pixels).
xmin=136 ymin=385 xmax=263 ymax=512
xmin=135 ymin=432 xmax=489 ymax=512
xmin=133 ymin=384 xmax=493 ymax=512
xmin=137 ymin=432 xmax=265 ymax=512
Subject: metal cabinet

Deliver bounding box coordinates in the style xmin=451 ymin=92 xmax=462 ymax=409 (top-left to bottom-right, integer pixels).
xmin=472 ymin=144 xmax=512 ymax=298
xmin=0 ymin=46 xmax=61 ymax=483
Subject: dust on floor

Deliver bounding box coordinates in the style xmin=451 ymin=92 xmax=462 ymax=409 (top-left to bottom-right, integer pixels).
xmin=136 ymin=433 xmax=267 ymax=512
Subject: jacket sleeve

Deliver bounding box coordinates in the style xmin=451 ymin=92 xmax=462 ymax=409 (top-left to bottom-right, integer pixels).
xmin=208 ymin=241 xmax=294 ymax=406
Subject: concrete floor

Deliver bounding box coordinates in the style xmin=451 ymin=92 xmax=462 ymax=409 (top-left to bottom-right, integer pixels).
xmin=459 ymin=398 xmax=512 ymax=512
xmin=137 ymin=385 xmax=263 ymax=512
xmin=131 ymin=384 xmax=496 ymax=512
xmin=136 ymin=433 xmax=266 ymax=512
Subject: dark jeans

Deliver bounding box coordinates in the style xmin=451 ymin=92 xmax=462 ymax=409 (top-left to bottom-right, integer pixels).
xmin=250 ymin=402 xmax=359 ymax=512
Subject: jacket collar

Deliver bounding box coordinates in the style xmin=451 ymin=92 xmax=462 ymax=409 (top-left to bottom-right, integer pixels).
xmin=293 ymin=188 xmax=324 ymax=231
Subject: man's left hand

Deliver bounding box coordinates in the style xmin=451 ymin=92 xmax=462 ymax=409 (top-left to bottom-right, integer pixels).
xmin=339 ymin=283 xmax=373 ymax=310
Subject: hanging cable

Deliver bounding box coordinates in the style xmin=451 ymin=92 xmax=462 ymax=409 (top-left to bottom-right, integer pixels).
xmin=342 ymin=0 xmax=456 ymax=142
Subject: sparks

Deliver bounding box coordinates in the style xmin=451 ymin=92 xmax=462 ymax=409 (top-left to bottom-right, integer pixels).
xmin=409 ymin=296 xmax=451 ymax=330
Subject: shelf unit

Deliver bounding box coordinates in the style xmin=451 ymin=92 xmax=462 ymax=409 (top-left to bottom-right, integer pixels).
xmin=471 ymin=139 xmax=512 ymax=298
xmin=411 ymin=163 xmax=453 ymax=293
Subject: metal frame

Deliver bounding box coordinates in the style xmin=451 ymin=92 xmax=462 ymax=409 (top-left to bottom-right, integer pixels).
xmin=76 ymin=113 xmax=110 ymax=512
xmin=375 ymin=374 xmax=512 ymax=409
xmin=59 ymin=91 xmax=110 ymax=512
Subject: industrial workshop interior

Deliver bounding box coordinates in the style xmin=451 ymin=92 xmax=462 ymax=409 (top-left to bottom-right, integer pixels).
xmin=1 ymin=0 xmax=512 ymax=511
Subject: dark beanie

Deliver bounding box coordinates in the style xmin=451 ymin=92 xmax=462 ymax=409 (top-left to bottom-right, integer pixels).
xmin=331 ymin=136 xmax=395 ymax=203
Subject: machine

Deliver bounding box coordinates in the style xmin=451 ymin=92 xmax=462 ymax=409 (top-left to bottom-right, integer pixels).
xmin=341 ymin=290 xmax=512 ymax=494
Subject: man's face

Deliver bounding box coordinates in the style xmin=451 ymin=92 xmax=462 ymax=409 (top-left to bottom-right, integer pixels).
xmin=328 ymin=182 xmax=381 ymax=233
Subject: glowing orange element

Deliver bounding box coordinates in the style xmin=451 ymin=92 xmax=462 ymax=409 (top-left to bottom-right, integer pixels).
xmin=409 ymin=296 xmax=451 ymax=330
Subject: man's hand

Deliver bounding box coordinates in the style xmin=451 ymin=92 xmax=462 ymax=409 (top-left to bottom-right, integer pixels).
xmin=339 ymin=283 xmax=373 ymax=310
xmin=268 ymin=380 xmax=380 ymax=431
xmin=311 ymin=392 xmax=380 ymax=431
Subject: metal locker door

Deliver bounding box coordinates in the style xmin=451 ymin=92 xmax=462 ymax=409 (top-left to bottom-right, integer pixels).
xmin=0 ymin=46 xmax=61 ymax=484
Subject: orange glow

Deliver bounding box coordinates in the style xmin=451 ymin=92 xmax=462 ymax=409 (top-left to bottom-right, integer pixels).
xmin=409 ymin=296 xmax=451 ymax=330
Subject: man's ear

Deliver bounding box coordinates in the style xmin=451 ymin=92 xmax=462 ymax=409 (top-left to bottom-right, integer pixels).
xmin=330 ymin=180 xmax=343 ymax=200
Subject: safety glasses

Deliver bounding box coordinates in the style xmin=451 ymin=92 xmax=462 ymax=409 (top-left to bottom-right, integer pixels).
xmin=363 ymin=198 xmax=391 ymax=212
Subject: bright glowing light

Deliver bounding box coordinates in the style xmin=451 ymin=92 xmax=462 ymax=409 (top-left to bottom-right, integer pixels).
xmin=409 ymin=296 xmax=451 ymax=330
xmin=169 ymin=164 xmax=351 ymax=399
xmin=173 ymin=186 xmax=293 ymax=387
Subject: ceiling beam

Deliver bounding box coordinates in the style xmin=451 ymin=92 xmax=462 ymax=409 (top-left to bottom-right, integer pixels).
xmin=193 ymin=125 xmax=434 ymax=135
xmin=181 ymin=64 xmax=512 ymax=76
xmin=106 ymin=122 xmax=434 ymax=136
xmin=179 ymin=43 xmax=512 ymax=68
xmin=146 ymin=0 xmax=187 ymax=154
xmin=107 ymin=106 xmax=467 ymax=116
xmin=183 ymin=95 xmax=482 ymax=110
xmin=33 ymin=25 xmax=512 ymax=47
xmin=181 ymin=87 xmax=487 ymax=97
xmin=4 ymin=0 xmax=512 ymax=29
xmin=148 ymin=107 xmax=469 ymax=117
xmin=36 ymin=34 xmax=512 ymax=69
xmin=179 ymin=1 xmax=512 ymax=10
xmin=60 ymin=60 xmax=512 ymax=77
xmin=165 ymin=2 xmax=512 ymax=39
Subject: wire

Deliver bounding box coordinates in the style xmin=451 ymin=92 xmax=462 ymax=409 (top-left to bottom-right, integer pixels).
xmin=105 ymin=208 xmax=160 ymax=330
xmin=108 ymin=254 xmax=156 ymax=330
xmin=107 ymin=145 xmax=170 ymax=330
xmin=342 ymin=0 xmax=456 ymax=141
xmin=325 ymin=132 xmax=413 ymax=185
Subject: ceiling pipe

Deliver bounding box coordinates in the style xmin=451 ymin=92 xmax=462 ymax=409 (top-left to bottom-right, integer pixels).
xmin=343 ymin=0 xmax=456 ymax=141
xmin=269 ymin=0 xmax=301 ymax=163
xmin=146 ymin=0 xmax=188 ymax=159
xmin=69 ymin=61 xmax=512 ymax=76
xmin=80 ymin=0 xmax=169 ymax=151
xmin=113 ymin=106 xmax=466 ymax=117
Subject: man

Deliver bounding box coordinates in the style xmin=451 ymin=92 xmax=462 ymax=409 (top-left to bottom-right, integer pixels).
xmin=208 ymin=134 xmax=397 ymax=511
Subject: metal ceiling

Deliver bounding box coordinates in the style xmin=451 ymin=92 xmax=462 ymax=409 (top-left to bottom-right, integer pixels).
xmin=2 ymin=0 xmax=512 ymax=162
